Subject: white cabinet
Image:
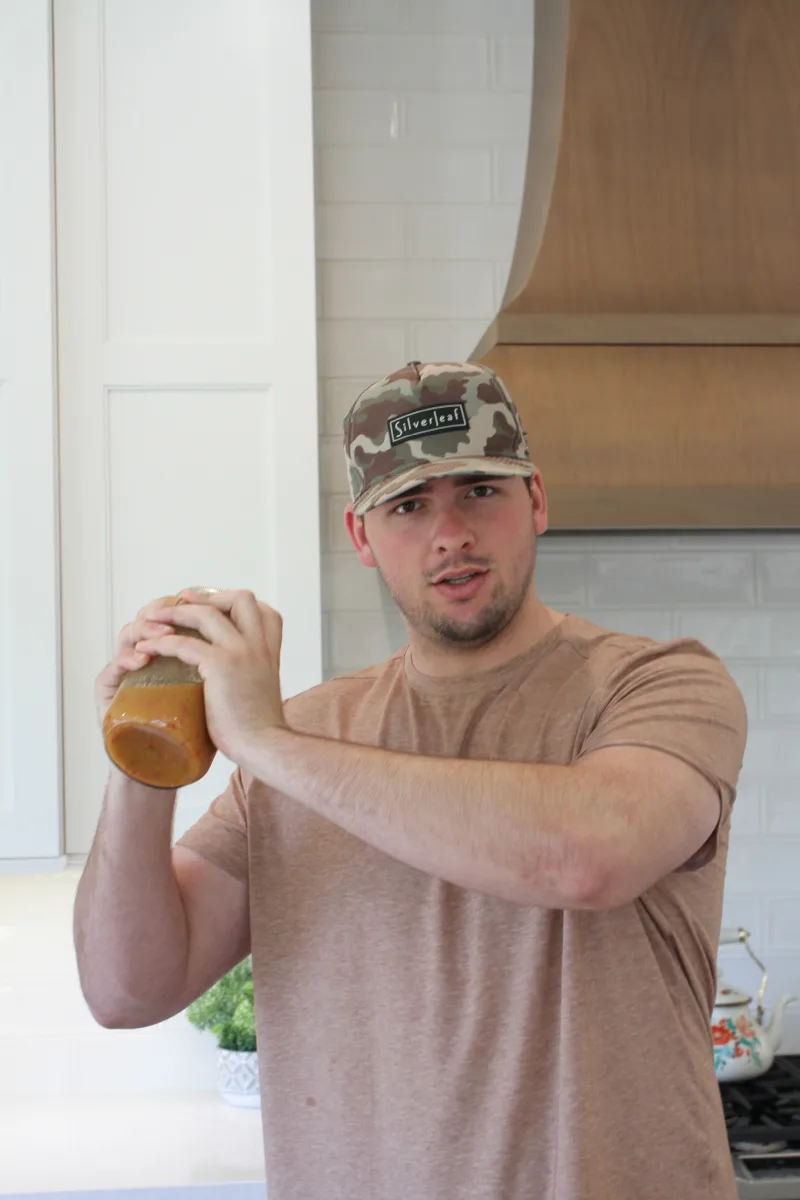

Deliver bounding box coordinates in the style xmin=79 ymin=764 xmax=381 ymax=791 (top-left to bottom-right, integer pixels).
xmin=0 ymin=1 xmax=64 ymax=866
xmin=0 ymin=0 xmax=321 ymax=864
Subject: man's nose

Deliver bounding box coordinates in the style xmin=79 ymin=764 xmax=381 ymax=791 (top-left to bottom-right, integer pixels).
xmin=431 ymin=506 xmax=476 ymax=553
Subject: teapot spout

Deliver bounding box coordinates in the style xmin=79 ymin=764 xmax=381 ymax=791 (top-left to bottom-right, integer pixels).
xmin=764 ymin=995 xmax=797 ymax=1052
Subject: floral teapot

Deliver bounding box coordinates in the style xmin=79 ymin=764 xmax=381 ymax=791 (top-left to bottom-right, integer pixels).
xmin=712 ymin=926 xmax=796 ymax=1082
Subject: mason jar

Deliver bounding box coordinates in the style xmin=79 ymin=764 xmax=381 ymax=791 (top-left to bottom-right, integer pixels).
xmin=102 ymin=587 xmax=219 ymax=789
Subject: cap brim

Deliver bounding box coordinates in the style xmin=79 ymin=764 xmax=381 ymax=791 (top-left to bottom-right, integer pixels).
xmin=352 ymin=456 xmax=536 ymax=517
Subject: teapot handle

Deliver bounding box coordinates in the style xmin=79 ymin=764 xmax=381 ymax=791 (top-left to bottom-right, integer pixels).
xmin=719 ymin=927 xmax=768 ymax=1023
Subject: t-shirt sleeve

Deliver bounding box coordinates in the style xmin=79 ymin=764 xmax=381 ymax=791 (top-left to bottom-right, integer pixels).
xmin=174 ymin=765 xmax=250 ymax=885
xmin=575 ymin=638 xmax=749 ymax=871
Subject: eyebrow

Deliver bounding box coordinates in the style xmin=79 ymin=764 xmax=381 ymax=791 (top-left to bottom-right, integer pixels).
xmin=393 ymin=475 xmax=506 ymax=500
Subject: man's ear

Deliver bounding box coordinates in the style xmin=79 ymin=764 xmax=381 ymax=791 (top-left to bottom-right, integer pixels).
xmin=529 ymin=471 xmax=549 ymax=537
xmin=344 ymin=504 xmax=377 ymax=567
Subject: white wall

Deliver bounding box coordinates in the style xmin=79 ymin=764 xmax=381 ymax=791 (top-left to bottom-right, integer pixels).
xmin=311 ymin=0 xmax=800 ymax=1049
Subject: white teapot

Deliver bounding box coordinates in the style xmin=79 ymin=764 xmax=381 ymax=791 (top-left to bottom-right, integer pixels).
xmin=713 ymin=926 xmax=796 ymax=1082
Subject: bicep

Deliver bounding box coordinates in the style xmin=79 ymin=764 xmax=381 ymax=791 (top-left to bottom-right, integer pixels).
xmin=574 ymin=744 xmax=722 ymax=907
xmin=172 ymin=845 xmax=251 ymax=1009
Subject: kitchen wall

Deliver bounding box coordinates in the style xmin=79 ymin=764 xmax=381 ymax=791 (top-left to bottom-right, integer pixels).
xmin=311 ymin=0 xmax=800 ymax=1047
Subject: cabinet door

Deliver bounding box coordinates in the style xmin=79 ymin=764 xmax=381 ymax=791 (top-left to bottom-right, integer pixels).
xmin=54 ymin=0 xmax=322 ymax=853
xmin=0 ymin=0 xmax=63 ymax=866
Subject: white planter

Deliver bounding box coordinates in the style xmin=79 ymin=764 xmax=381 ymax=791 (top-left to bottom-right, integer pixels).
xmin=216 ymin=1048 xmax=261 ymax=1108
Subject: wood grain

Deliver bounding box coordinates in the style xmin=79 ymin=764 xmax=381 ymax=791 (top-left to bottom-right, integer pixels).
xmin=507 ymin=0 xmax=800 ymax=317
xmin=483 ymin=344 xmax=800 ymax=529
xmin=474 ymin=0 xmax=800 ymax=528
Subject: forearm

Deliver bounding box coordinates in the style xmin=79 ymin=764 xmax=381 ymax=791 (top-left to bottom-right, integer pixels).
xmin=244 ymin=730 xmax=621 ymax=907
xmin=74 ymin=768 xmax=189 ymax=1026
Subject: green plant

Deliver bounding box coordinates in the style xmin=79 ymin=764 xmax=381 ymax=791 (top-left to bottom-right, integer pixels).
xmin=186 ymin=955 xmax=256 ymax=1052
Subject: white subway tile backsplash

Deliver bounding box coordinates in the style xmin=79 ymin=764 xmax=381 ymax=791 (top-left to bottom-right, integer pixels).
xmin=768 ymin=612 xmax=800 ymax=657
xmin=322 ymin=552 xmax=390 ymax=611
xmin=720 ymin=895 xmax=764 ymax=945
xmin=321 ymin=378 xmax=373 ymax=435
xmin=321 ymin=261 xmax=496 ymax=319
xmin=674 ymin=613 xmax=771 ymax=658
xmin=767 ymin=899 xmax=800 ymax=950
xmin=725 ymin=838 xmax=800 ymax=893
xmin=407 ymin=320 xmax=488 ymax=362
xmin=317 ymin=319 xmax=407 ymax=376
xmin=316 ymin=205 xmax=405 ymax=261
xmin=763 ymin=780 xmax=800 ymax=834
xmin=314 ymin=92 xmax=404 ymax=145
xmin=319 ymin=146 xmax=492 ymax=202
xmin=490 ymin=37 xmax=533 ymax=91
xmin=406 ymin=204 xmax=519 ymax=260
xmin=493 ymin=146 xmax=528 ymax=202
xmin=316 ymin=34 xmax=489 ymax=90
xmin=329 ymin=610 xmax=407 ymax=670
xmin=568 ymin=608 xmax=675 ymax=642
xmin=721 ymin=953 xmax=800 ymax=1003
xmin=544 ymin=532 xmax=682 ymax=554
xmin=729 ymin=779 xmax=763 ymax=835
xmin=407 ymin=0 xmax=532 ymax=36
xmin=323 ymin=495 xmax=355 ymax=553
xmin=311 ymin=0 xmax=409 ymax=33
xmin=404 ymin=92 xmax=530 ymax=144
xmin=589 ymin=553 xmax=755 ymax=607
xmin=763 ymin=667 xmax=800 ymax=717
xmin=531 ymin=552 xmax=587 ymax=605
xmin=756 ymin=552 xmax=800 ymax=603
xmin=742 ymin=730 xmax=800 ymax=777
xmin=319 ymin=436 xmax=348 ymax=494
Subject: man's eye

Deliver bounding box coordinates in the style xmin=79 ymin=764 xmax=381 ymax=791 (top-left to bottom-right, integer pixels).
xmin=393 ymin=499 xmax=420 ymax=515
xmin=470 ymin=485 xmax=495 ymax=498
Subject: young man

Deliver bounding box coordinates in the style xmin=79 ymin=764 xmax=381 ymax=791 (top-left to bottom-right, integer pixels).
xmin=75 ymin=361 xmax=748 ymax=1200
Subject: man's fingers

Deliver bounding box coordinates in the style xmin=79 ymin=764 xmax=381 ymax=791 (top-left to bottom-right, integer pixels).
xmin=150 ymin=602 xmax=241 ymax=648
xmin=179 ymin=588 xmax=277 ymax=646
xmin=134 ymin=633 xmax=211 ymax=672
xmin=136 ymin=595 xmax=179 ymax=621
xmin=261 ymin=605 xmax=283 ymax=658
xmin=115 ymin=619 xmax=175 ymax=657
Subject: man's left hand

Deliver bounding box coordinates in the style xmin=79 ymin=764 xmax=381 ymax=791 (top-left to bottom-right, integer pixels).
xmin=135 ymin=587 xmax=286 ymax=769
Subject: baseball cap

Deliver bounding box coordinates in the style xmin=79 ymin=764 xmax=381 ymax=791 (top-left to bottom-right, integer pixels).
xmin=343 ymin=361 xmax=535 ymax=517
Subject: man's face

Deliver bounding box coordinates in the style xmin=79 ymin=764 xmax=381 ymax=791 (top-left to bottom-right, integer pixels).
xmin=348 ymin=473 xmax=546 ymax=649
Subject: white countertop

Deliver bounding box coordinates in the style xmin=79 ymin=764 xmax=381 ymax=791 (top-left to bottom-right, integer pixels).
xmin=0 ymin=1091 xmax=266 ymax=1196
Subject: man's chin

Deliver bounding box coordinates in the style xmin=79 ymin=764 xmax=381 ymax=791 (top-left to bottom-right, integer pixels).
xmin=424 ymin=607 xmax=510 ymax=647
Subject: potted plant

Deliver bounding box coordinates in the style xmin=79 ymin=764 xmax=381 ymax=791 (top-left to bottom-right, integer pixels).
xmin=187 ymin=955 xmax=260 ymax=1107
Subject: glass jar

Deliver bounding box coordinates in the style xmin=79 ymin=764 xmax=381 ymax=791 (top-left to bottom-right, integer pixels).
xmin=102 ymin=587 xmax=219 ymax=789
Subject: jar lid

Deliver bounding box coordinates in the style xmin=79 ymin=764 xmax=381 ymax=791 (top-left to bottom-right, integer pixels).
xmin=715 ymin=970 xmax=751 ymax=1006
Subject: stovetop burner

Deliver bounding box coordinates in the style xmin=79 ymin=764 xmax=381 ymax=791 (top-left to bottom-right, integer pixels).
xmin=722 ymin=1058 xmax=800 ymax=1197
xmin=722 ymin=1056 xmax=800 ymax=1151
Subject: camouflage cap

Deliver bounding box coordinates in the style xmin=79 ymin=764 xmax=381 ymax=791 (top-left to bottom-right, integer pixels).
xmin=343 ymin=361 xmax=535 ymax=517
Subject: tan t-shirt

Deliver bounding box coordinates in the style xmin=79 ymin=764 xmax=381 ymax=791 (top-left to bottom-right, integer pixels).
xmin=177 ymin=613 xmax=748 ymax=1200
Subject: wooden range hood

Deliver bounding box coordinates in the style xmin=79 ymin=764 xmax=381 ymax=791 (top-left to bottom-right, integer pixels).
xmin=474 ymin=0 xmax=800 ymax=529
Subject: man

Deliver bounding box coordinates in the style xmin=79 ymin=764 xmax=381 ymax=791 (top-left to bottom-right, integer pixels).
xmin=75 ymin=361 xmax=747 ymax=1200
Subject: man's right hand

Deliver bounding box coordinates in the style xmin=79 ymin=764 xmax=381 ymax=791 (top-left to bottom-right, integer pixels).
xmin=94 ymin=595 xmax=179 ymax=727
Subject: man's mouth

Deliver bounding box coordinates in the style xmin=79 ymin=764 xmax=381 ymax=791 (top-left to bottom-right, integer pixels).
xmin=432 ymin=570 xmax=489 ymax=600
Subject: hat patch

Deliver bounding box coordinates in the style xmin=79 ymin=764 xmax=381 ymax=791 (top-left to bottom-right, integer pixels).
xmin=387 ymin=403 xmax=469 ymax=447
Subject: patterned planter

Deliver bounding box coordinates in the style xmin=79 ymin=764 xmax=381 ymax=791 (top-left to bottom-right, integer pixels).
xmin=217 ymin=1048 xmax=261 ymax=1107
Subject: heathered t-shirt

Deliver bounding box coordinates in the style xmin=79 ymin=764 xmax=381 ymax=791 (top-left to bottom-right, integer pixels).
xmin=177 ymin=613 xmax=748 ymax=1200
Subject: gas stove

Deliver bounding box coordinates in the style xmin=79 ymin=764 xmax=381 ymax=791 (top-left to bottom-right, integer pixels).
xmin=722 ymin=1055 xmax=800 ymax=1199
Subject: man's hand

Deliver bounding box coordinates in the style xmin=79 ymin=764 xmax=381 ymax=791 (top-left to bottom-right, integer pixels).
xmin=134 ymin=588 xmax=286 ymax=769
xmin=94 ymin=595 xmax=179 ymax=727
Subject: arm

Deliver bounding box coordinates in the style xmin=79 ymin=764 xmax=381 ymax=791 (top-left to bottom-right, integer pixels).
xmin=75 ymin=595 xmax=250 ymax=1029
xmin=74 ymin=767 xmax=250 ymax=1028
xmin=137 ymin=591 xmax=744 ymax=912
xmin=238 ymin=731 xmax=721 ymax=909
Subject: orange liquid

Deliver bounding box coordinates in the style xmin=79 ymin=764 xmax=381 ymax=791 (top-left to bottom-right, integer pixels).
xmin=103 ymin=681 xmax=216 ymax=789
